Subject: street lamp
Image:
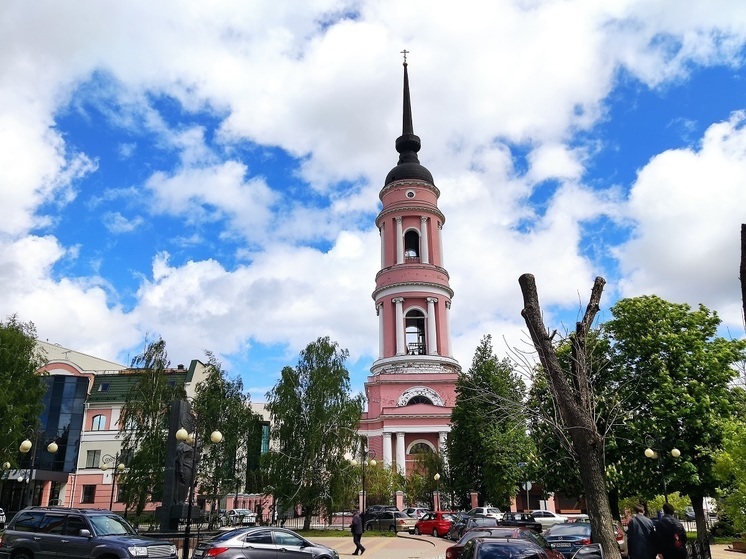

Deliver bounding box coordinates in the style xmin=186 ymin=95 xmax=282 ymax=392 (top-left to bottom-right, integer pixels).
xmin=100 ymin=453 xmax=126 ymax=510
xmin=344 ymin=448 xmax=376 ymax=514
xmin=433 ymin=473 xmax=441 ymax=511
xmin=175 ymin=424 xmax=223 ymax=559
xmin=18 ymin=431 xmax=59 ymax=507
xmin=644 ymin=439 xmax=681 ymax=504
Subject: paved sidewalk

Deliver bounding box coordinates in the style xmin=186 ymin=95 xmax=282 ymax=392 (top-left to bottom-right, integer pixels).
xmin=312 ymin=534 xmax=451 ymax=559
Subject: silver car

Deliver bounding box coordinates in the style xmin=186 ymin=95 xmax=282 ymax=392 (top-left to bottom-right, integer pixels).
xmin=193 ymin=527 xmax=340 ymax=559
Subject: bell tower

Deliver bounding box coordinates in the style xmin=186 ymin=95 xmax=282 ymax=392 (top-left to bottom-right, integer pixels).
xmin=358 ymin=58 xmax=460 ymax=477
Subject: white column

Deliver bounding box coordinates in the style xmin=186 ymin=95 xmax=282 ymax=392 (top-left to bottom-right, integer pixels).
xmin=438 ymin=221 xmax=444 ymax=266
xmin=396 ymin=217 xmax=404 ymax=264
xmin=427 ymin=297 xmax=438 ymax=355
xmin=380 ymin=224 xmax=385 ymax=269
xmin=377 ymin=303 xmax=384 ymax=359
xmin=393 ymin=297 xmax=405 ymax=355
xmin=439 ymin=432 xmax=448 ymax=467
xmin=396 ymin=432 xmax=406 ymax=476
xmin=420 ymin=216 xmax=429 ymax=264
xmin=383 ymin=432 xmax=393 ymax=468
xmin=445 ymin=300 xmax=453 ymax=358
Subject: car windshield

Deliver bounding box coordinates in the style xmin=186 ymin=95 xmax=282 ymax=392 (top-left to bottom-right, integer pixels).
xmin=88 ymin=515 xmax=136 ymax=536
xmin=548 ymin=523 xmax=590 ymax=536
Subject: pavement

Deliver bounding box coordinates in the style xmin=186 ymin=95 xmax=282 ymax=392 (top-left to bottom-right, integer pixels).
xmin=312 ymin=533 xmax=452 ymax=559
xmin=311 ymin=535 xmax=737 ymax=559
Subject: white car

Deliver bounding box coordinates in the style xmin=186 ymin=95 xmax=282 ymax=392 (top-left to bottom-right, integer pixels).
xmin=531 ymin=509 xmax=568 ymax=528
xmin=222 ymin=508 xmax=257 ymax=526
xmin=466 ymin=507 xmax=503 ymax=520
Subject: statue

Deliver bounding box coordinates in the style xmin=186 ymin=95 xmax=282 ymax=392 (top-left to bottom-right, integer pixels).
xmin=175 ymin=439 xmax=198 ymax=503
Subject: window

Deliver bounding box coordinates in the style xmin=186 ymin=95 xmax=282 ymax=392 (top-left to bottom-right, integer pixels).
xmin=409 ymin=442 xmax=433 ymax=454
xmin=85 ymin=450 xmax=101 ymax=468
xmin=273 ymin=530 xmax=304 ymax=546
xmin=13 ymin=510 xmax=45 ymax=532
xmin=65 ymin=515 xmax=89 ymax=536
xmin=405 ymin=310 xmax=426 ymax=354
xmin=98 ymin=383 xmax=109 ymax=392
xmin=406 ymin=395 xmax=432 ymax=405
xmin=404 ymin=230 xmax=420 ymax=260
xmin=81 ymin=485 xmax=96 ymax=504
xmin=38 ymin=514 xmax=66 ymax=534
xmin=245 ymin=530 xmax=273 ymax=544
xmin=91 ymin=415 xmax=106 ymax=431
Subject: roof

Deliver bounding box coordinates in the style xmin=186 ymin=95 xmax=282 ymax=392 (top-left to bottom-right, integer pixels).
xmin=87 ymin=370 xmax=188 ymax=403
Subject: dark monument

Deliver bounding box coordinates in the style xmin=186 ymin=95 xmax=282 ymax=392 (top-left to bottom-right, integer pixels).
xmin=158 ymin=400 xmax=199 ymax=532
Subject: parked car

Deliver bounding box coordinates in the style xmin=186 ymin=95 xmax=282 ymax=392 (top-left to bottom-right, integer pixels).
xmin=544 ymin=521 xmax=593 ymax=558
xmin=222 ymin=508 xmax=258 ymax=526
xmin=414 ymin=511 xmax=457 ymax=537
xmin=684 ymin=507 xmax=695 ymax=521
xmin=445 ymin=526 xmax=564 ymax=559
xmin=0 ymin=506 xmax=177 ymax=559
xmin=571 ymin=544 xmax=604 ymax=559
xmin=193 ymin=526 xmax=340 ymax=559
xmin=499 ymin=512 xmax=543 ymax=532
xmin=458 ymin=536 xmax=551 ymax=559
xmin=447 ymin=515 xmax=498 ymax=541
xmin=365 ymin=510 xmax=417 ymax=533
xmin=466 ymin=506 xmax=504 ymax=520
xmin=362 ymin=505 xmax=398 ymax=524
xmin=613 ymin=522 xmax=627 ymax=558
xmin=532 ymin=510 xmax=569 ymax=528
xmin=403 ymin=507 xmax=430 ymax=519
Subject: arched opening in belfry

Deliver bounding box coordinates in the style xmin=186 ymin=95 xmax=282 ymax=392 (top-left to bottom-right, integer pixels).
xmin=404 ymin=230 xmax=420 ymax=260
xmin=406 ymin=394 xmax=433 ymax=405
xmin=405 ymin=309 xmax=426 ymax=354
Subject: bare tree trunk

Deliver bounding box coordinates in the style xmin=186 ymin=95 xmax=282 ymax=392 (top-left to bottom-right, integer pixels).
xmin=519 ymin=273 xmax=620 ymax=559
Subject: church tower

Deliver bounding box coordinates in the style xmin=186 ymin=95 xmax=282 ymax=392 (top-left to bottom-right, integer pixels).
xmin=359 ymin=58 xmax=460 ymax=476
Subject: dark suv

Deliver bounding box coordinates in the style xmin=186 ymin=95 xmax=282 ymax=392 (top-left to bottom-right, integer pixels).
xmin=0 ymin=506 xmax=177 ymax=559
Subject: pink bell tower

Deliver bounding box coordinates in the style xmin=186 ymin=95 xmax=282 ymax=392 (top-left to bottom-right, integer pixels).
xmin=358 ymin=58 xmax=460 ymax=478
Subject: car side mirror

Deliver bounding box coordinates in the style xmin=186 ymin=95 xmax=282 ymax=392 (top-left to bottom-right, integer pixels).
xmin=79 ymin=529 xmax=92 ymax=538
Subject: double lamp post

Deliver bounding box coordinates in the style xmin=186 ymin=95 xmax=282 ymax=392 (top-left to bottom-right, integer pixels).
xmin=345 ymin=448 xmax=376 ymax=513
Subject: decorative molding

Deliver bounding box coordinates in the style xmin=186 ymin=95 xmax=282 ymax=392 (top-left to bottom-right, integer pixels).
xmin=397 ymin=386 xmax=444 ymax=407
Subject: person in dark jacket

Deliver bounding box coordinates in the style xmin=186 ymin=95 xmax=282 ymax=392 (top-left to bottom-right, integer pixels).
xmin=350 ymin=509 xmax=365 ymax=555
xmin=627 ymin=504 xmax=657 ymax=559
xmin=655 ymin=503 xmax=687 ymax=559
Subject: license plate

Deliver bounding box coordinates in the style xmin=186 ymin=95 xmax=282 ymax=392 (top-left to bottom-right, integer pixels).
xmin=194 ymin=551 xmax=203 ymax=558
xmin=553 ymin=543 xmax=571 ymax=548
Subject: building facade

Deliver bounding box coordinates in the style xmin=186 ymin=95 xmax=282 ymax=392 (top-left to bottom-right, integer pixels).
xmin=357 ymin=62 xmax=461 ymax=478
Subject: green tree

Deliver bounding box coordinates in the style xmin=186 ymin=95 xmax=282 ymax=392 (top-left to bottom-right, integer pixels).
xmin=193 ymin=352 xmax=261 ymax=528
xmin=603 ymin=295 xmax=746 ymax=537
xmin=264 ymin=336 xmax=364 ymax=530
xmin=448 ymin=335 xmax=532 ymax=509
xmin=0 ymin=315 xmax=47 ymax=462
xmin=119 ymin=338 xmax=185 ymax=519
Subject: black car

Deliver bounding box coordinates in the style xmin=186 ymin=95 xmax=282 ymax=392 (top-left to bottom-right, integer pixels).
xmin=458 ymin=536 xmax=550 ymax=559
xmin=447 ymin=514 xmax=498 ymax=540
xmin=0 ymin=506 xmax=177 ymax=559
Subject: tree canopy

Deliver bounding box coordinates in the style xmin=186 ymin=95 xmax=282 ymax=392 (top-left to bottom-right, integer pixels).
xmin=264 ymin=336 xmax=364 ymax=529
xmin=0 ymin=315 xmax=47 ymax=463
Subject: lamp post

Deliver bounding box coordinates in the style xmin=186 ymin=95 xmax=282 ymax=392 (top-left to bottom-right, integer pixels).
xmin=644 ymin=438 xmax=681 ymax=504
xmin=100 ymin=453 xmax=126 ymax=510
xmin=433 ymin=473 xmax=441 ymax=511
xmin=175 ymin=424 xmax=223 ymax=559
xmin=345 ymin=448 xmax=376 ymax=514
xmin=18 ymin=430 xmax=59 ymax=507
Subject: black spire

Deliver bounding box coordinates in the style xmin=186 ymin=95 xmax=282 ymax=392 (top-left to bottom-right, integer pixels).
xmin=384 ymin=58 xmax=434 ymax=186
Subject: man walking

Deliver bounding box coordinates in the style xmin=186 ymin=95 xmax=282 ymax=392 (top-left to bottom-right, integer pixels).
xmin=350 ymin=509 xmax=365 ymax=555
xmin=655 ymin=503 xmax=687 ymax=559
xmin=627 ymin=504 xmax=657 ymax=559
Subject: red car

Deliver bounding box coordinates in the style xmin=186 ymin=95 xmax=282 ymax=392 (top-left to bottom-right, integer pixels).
xmin=414 ymin=511 xmax=457 ymax=537
xmin=445 ymin=526 xmax=565 ymax=559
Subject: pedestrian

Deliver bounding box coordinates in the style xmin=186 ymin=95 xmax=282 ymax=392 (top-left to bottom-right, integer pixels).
xmin=627 ymin=504 xmax=657 ymax=559
xmin=350 ymin=508 xmax=365 ymax=555
xmin=655 ymin=503 xmax=687 ymax=559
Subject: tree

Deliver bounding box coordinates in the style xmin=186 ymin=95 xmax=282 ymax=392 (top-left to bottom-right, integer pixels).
xmin=0 ymin=315 xmax=47 ymax=462
xmin=604 ymin=295 xmax=746 ymax=537
xmin=119 ymin=338 xmax=185 ymax=519
xmin=264 ymin=336 xmax=364 ymax=530
xmin=192 ymin=352 xmax=261 ymax=528
xmin=519 ymin=274 xmax=620 ymax=559
xmin=448 ymin=335 xmax=532 ymax=509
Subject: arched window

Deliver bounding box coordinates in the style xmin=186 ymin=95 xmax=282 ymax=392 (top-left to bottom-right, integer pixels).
xmin=91 ymin=415 xmax=106 ymax=431
xmin=408 ymin=441 xmax=434 ymax=454
xmin=404 ymin=230 xmax=420 ymax=261
xmin=406 ymin=310 xmax=426 ymax=354
xmin=406 ymin=395 xmax=433 ymax=405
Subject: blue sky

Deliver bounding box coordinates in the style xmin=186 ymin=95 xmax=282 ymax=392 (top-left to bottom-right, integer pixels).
xmin=2 ymin=1 xmax=746 ymax=401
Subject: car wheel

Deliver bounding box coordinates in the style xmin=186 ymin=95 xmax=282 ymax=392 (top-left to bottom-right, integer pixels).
xmin=389 ymin=525 xmax=396 ymax=533
xmin=13 ymin=553 xmax=32 ymax=559
xmin=415 ymin=526 xmax=421 ymax=535
xmin=366 ymin=523 xmax=373 ymax=531
xmin=433 ymin=528 xmax=439 ymax=537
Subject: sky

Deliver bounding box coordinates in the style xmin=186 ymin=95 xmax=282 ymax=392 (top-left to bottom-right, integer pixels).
xmin=3 ymin=0 xmax=746 ymax=402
